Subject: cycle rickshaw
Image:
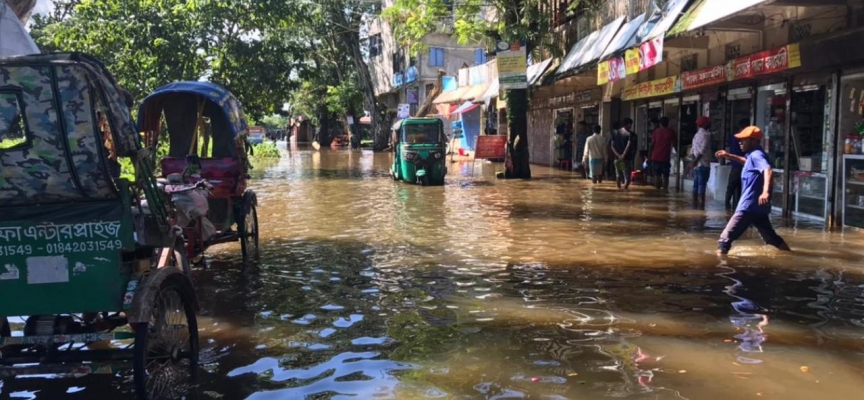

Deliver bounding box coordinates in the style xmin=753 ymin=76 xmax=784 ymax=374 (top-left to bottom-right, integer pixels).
xmin=137 ymin=82 xmax=260 ymax=264
xmin=0 ymin=53 xmax=199 ymax=399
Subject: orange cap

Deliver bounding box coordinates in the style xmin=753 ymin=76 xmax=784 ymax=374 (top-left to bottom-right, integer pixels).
xmin=696 ymin=116 xmax=711 ymax=127
xmin=734 ymin=126 xmax=763 ymax=141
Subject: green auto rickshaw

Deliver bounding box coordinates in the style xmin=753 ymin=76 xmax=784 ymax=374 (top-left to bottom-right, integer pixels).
xmin=390 ymin=118 xmax=447 ymax=186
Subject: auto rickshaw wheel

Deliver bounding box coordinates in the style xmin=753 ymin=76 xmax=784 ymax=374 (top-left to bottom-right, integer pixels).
xmin=1 ymin=317 xmax=9 ymax=337
xmin=133 ymin=278 xmax=199 ymax=400
xmin=240 ymin=203 xmax=259 ymax=261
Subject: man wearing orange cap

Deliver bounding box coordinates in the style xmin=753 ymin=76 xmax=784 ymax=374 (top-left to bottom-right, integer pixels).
xmin=690 ymin=116 xmax=713 ymax=207
xmin=715 ymin=126 xmax=791 ymax=255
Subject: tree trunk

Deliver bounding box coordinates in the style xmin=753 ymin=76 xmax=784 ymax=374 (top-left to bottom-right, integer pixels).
xmin=327 ymin=3 xmax=386 ymax=150
xmin=502 ymin=88 xmax=531 ymax=179
xmin=414 ymin=70 xmax=445 ymax=117
xmin=498 ymin=0 xmax=532 ymax=179
xmin=317 ymin=104 xmax=333 ymax=146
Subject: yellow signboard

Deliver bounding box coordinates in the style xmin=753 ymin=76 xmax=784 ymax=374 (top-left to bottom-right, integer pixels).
xmin=625 ymin=47 xmax=641 ymax=75
xmin=597 ymin=60 xmax=610 ymax=85
xmin=621 ymin=76 xmax=680 ymax=101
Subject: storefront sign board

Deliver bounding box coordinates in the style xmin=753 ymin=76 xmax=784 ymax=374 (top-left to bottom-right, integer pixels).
xmin=598 ymin=60 xmax=610 ymax=85
xmin=681 ymin=65 xmax=727 ymax=91
xmin=497 ymin=40 xmax=527 ymax=89
xmin=622 ymin=76 xmax=679 ymax=101
xmin=474 ymin=135 xmax=508 ymax=159
xmin=727 ymin=43 xmax=801 ymax=81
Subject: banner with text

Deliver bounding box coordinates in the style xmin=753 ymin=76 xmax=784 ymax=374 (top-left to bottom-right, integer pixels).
xmin=622 ymin=75 xmax=679 ymax=101
xmin=598 ymin=57 xmax=627 ymax=85
xmin=623 ymin=37 xmax=664 ymax=75
xmin=681 ymin=65 xmax=727 ymax=91
xmin=474 ymin=135 xmax=508 ymax=159
xmin=727 ymin=43 xmax=801 ymax=81
xmin=497 ymin=40 xmax=527 ymax=89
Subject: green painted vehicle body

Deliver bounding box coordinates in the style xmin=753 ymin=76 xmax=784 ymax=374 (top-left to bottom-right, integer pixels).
xmin=0 ymin=54 xmax=169 ymax=319
xmin=0 ymin=200 xmax=136 ymax=316
xmin=391 ymin=118 xmax=447 ymax=186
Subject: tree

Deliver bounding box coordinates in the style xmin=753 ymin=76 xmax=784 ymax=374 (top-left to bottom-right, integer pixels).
xmin=28 ymin=0 xmax=376 ymax=142
xmin=29 ymin=0 xmax=305 ymax=120
xmin=383 ymin=0 xmax=576 ymax=179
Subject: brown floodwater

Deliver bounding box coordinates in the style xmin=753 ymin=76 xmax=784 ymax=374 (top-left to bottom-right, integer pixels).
xmin=3 ymin=147 xmax=864 ymax=399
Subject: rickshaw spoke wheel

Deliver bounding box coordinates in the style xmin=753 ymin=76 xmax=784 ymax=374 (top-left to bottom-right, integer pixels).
xmin=133 ymin=279 xmax=198 ymax=400
xmin=240 ymin=203 xmax=259 ymax=261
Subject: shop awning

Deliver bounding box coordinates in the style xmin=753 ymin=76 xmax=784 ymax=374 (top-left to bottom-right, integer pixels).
xmin=637 ymin=0 xmax=690 ymax=42
xmin=527 ymin=58 xmax=553 ymax=86
xmin=669 ymin=0 xmax=768 ymax=35
xmin=600 ymin=13 xmax=647 ymax=60
xmin=481 ymin=79 xmax=499 ymax=103
xmin=460 ymin=83 xmax=489 ymax=103
xmin=452 ymin=101 xmax=480 ymax=115
xmin=433 ymin=86 xmax=470 ymax=104
xmin=557 ymin=16 xmax=625 ymax=77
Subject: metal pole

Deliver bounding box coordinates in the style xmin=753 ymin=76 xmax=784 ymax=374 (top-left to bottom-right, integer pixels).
xmin=828 ymin=71 xmax=842 ymax=228
xmin=782 ymin=76 xmax=794 ymax=219
xmin=675 ymin=94 xmax=684 ymax=192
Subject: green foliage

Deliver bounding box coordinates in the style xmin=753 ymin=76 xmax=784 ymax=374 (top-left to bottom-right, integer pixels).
xmin=383 ymin=0 xmax=566 ymax=59
xmin=260 ymin=114 xmax=288 ymax=131
xmin=29 ymin=0 xmax=306 ymax=120
xmin=250 ymin=141 xmax=281 ymax=159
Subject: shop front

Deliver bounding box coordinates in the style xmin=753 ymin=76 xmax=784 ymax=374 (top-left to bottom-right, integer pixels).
xmin=838 ymin=72 xmax=864 ymax=229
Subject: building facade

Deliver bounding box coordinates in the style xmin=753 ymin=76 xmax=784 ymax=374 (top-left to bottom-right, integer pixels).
xmin=525 ymin=0 xmax=864 ymax=229
xmin=366 ymin=0 xmax=488 ymax=117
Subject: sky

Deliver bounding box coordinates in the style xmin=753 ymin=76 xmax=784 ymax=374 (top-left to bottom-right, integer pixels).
xmin=34 ymin=0 xmax=52 ymax=15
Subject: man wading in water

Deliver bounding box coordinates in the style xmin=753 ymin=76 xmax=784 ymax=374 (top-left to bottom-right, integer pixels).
xmin=714 ymin=126 xmax=791 ymax=255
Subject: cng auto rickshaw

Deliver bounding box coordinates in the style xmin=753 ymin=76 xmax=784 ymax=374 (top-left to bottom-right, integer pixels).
xmin=390 ymin=118 xmax=447 ymax=186
xmin=0 ymin=53 xmax=198 ymax=399
xmin=137 ymin=82 xmax=260 ymax=264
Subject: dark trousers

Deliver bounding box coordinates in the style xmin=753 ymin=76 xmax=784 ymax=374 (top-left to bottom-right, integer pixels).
xmin=725 ymin=166 xmax=742 ymax=209
xmin=718 ymin=211 xmax=787 ymax=253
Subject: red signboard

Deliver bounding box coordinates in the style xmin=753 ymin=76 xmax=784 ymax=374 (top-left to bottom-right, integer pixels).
xmin=681 ymin=65 xmax=727 ymax=91
xmin=474 ymin=135 xmax=507 ymax=159
xmin=727 ymin=44 xmax=801 ymax=81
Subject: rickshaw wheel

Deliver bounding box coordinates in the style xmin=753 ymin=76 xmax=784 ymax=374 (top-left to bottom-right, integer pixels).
xmin=240 ymin=204 xmax=259 ymax=261
xmin=1 ymin=317 xmax=9 ymax=337
xmin=133 ymin=279 xmax=199 ymax=400
xmin=173 ymin=239 xmax=191 ymax=276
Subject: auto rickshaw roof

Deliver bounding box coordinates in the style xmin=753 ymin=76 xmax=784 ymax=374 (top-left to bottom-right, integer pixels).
xmin=400 ymin=118 xmax=442 ymax=125
xmin=137 ymin=81 xmax=248 ymax=138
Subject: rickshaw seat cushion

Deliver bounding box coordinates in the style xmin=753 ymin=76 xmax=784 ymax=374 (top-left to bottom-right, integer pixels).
xmin=161 ymin=157 xmax=242 ymax=198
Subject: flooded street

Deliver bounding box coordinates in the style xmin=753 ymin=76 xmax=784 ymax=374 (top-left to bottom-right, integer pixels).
xmin=4 ymin=148 xmax=864 ymax=399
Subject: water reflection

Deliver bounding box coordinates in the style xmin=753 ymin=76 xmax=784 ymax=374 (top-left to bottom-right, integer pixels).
xmin=2 ymin=148 xmax=864 ymax=399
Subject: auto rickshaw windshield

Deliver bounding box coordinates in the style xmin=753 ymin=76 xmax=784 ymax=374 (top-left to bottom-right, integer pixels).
xmin=402 ymin=123 xmax=443 ymax=144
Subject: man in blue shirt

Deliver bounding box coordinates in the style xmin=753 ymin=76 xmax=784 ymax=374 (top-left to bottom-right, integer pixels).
xmin=714 ymin=126 xmax=791 ymax=255
xmin=725 ymin=118 xmax=748 ymax=211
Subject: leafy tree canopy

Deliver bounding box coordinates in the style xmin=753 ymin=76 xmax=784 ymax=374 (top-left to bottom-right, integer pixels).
xmin=29 ymin=0 xmax=367 ymax=125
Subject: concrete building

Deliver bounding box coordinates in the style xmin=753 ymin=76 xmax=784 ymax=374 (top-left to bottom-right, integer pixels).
xmin=366 ymin=0 xmax=489 ymax=116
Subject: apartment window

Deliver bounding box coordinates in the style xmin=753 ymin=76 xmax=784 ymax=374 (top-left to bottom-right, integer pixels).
xmin=368 ymin=34 xmax=382 ymax=58
xmin=428 ymin=47 xmax=445 ymax=67
xmin=474 ymin=49 xmax=487 ymax=65
xmin=681 ymin=54 xmax=698 ymax=73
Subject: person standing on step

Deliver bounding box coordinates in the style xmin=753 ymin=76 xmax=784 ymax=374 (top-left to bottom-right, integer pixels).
xmin=715 ymin=126 xmax=791 ymax=255
xmin=649 ymin=116 xmax=676 ymax=190
xmin=690 ymin=116 xmax=713 ymax=208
